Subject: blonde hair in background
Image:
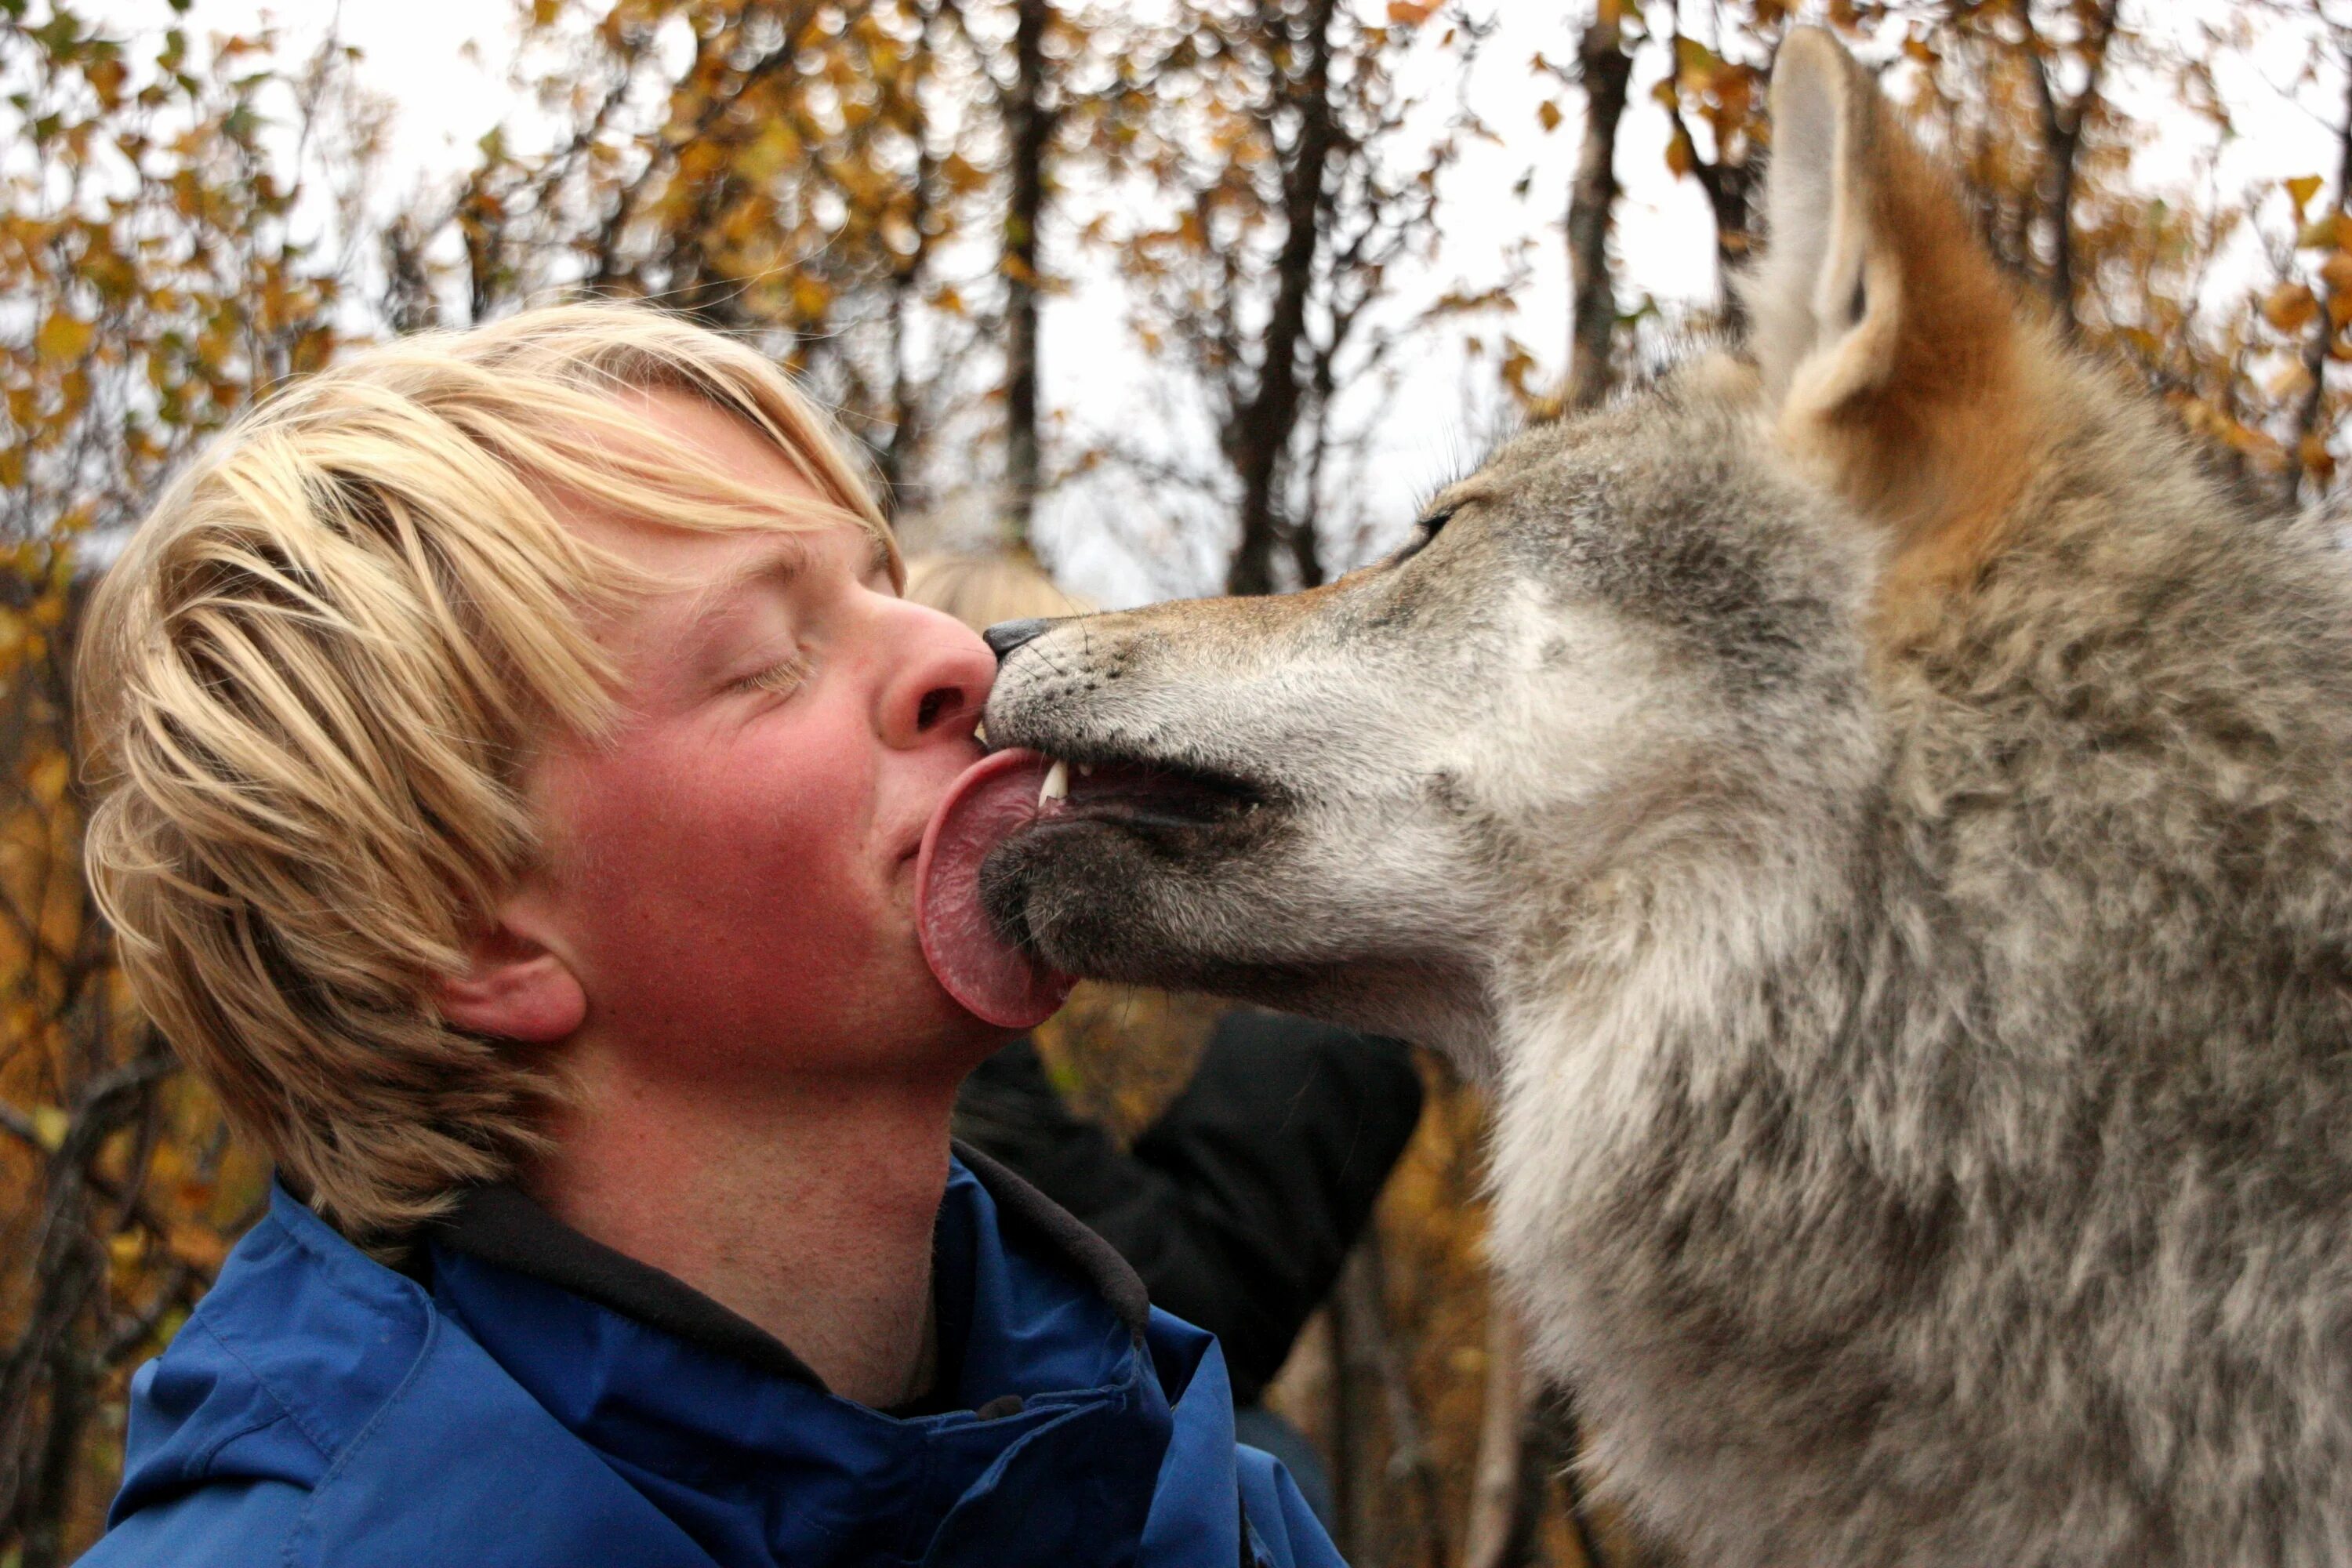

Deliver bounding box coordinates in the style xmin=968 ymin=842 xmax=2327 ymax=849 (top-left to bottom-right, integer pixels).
xmin=900 ymin=550 xmax=1091 ymax=633
xmin=79 ymin=301 xmax=895 ymax=1246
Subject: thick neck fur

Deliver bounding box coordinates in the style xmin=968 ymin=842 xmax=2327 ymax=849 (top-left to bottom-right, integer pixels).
xmin=1481 ymin=347 xmax=2352 ymax=1566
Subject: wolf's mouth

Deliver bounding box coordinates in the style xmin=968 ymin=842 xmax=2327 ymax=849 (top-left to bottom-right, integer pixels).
xmin=1022 ymin=753 xmax=1265 ymax=832
xmin=915 ymin=745 xmax=1274 ymax=1024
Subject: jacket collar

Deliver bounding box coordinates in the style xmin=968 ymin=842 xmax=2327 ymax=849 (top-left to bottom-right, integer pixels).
xmin=420 ymin=1149 xmax=1174 ymax=1563
xmin=427 ymin=1142 xmax=1151 ymax=1400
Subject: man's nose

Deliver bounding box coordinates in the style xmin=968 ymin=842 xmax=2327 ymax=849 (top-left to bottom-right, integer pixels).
xmin=880 ymin=621 xmax=998 ymax=749
xmin=982 ymin=619 xmax=1052 ymax=662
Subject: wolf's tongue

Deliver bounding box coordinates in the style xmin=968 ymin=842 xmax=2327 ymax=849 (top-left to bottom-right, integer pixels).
xmin=917 ymin=748 xmax=1075 ymax=1029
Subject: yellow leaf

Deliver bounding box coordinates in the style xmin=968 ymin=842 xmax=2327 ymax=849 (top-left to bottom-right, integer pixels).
xmin=1537 ymin=100 xmax=1563 ymax=133
xmin=1385 ymin=0 xmax=1439 ymax=23
xmin=2288 ymin=174 xmax=2326 ymax=219
xmin=789 ymin=274 xmax=833 ymax=321
xmin=2265 ymin=281 xmax=2321 ymax=336
xmin=169 ymin=1223 xmax=231 ymax=1272
xmin=1665 ymin=132 xmax=1694 ymax=180
xmin=28 ymin=1103 xmax=67 ymax=1152
xmin=24 ymin=749 xmax=70 ymax=808
xmin=35 ymin=312 xmax=93 ymax=363
xmin=735 ymin=121 xmax=800 ymax=183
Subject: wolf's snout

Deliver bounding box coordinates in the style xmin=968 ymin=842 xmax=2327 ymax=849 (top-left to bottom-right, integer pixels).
xmin=982 ymin=618 xmax=1051 ymax=661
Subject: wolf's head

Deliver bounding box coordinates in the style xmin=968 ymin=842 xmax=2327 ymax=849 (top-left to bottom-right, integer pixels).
xmin=960 ymin=31 xmax=2055 ymax=1063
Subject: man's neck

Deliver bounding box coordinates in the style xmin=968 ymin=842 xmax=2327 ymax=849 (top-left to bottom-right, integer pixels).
xmin=524 ymin=1051 xmax=958 ymax=1408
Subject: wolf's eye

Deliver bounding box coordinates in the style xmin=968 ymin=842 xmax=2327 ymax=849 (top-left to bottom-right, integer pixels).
xmin=1394 ymin=506 xmax=1456 ymax=565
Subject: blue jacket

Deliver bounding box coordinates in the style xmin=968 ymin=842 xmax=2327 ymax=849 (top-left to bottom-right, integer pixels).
xmin=79 ymin=1151 xmax=1343 ymax=1567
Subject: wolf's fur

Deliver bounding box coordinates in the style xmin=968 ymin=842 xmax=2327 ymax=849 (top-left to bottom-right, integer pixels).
xmin=975 ymin=31 xmax=2352 ymax=1568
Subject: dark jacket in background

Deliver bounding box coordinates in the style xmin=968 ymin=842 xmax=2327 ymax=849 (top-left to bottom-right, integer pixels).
xmin=955 ymin=1011 xmax=1425 ymax=1405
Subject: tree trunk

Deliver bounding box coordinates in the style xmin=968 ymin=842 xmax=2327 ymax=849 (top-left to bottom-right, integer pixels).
xmin=1003 ymin=0 xmax=1053 ymax=544
xmin=0 ymin=1047 xmax=169 ymax=1560
xmin=1565 ymin=8 xmax=1632 ymax=412
xmin=2022 ymin=0 xmax=2121 ymax=338
xmin=1352 ymin=1243 xmax=1446 ymax=1568
xmin=1226 ymin=0 xmax=1342 ymax=597
xmin=18 ymin=1319 xmax=94 ymax=1568
xmin=1461 ymin=1301 xmax=1533 ymax=1568
xmin=880 ymin=280 xmax=924 ymax=514
xmin=1705 ymin=163 xmax=1758 ymax=333
xmin=1327 ymin=1257 xmax=1376 ymax=1566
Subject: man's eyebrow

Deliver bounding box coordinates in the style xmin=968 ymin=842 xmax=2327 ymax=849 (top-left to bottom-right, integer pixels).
xmin=713 ymin=535 xmax=819 ymax=597
xmin=672 ymin=537 xmax=811 ymax=633
xmin=861 ymin=529 xmax=894 ymax=582
xmin=684 ymin=528 xmax=892 ymax=622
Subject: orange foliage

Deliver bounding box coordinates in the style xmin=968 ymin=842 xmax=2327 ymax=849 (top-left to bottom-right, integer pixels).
xmin=11 ymin=2 xmax=2352 ymax=1566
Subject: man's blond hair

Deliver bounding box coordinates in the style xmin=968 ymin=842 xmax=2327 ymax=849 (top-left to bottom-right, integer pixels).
xmin=80 ymin=302 xmax=896 ymax=1243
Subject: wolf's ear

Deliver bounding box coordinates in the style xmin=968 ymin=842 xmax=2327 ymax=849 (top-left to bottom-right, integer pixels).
xmin=1747 ymin=30 xmax=1892 ymax=411
xmin=1744 ymin=29 xmax=2031 ymax=554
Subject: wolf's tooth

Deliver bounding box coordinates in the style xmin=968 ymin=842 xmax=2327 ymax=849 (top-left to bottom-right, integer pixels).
xmin=1039 ymin=759 xmax=1069 ymax=806
xmin=1077 ymin=763 xmax=1095 ymax=778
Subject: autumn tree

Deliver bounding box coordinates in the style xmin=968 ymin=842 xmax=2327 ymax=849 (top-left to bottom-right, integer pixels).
xmin=431 ymin=0 xmax=996 ymax=513
xmin=1653 ymin=0 xmax=1791 ymax=327
xmin=1885 ymin=1 xmax=2352 ymax=500
xmin=428 ymin=0 xmax=1143 ymax=542
xmin=1083 ymin=0 xmax=1472 ymax=596
xmin=0 ymin=6 xmax=367 ymax=1562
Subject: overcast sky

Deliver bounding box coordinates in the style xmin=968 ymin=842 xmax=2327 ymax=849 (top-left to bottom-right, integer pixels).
xmin=114 ymin=0 xmax=2350 ymax=604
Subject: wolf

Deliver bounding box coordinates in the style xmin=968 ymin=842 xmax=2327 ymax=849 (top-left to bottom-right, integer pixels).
xmin=924 ymin=27 xmax=2352 ymax=1568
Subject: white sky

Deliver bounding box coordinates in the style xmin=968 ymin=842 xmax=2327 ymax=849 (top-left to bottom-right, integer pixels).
xmin=103 ymin=0 xmax=2349 ymax=604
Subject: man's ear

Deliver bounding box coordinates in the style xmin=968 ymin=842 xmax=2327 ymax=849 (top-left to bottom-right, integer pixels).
xmin=1741 ymin=27 xmax=2038 ymax=572
xmin=434 ymin=903 xmax=586 ymax=1044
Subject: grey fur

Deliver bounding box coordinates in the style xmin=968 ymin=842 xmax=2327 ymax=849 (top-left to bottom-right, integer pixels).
xmin=973 ymin=37 xmax=2352 ymax=1567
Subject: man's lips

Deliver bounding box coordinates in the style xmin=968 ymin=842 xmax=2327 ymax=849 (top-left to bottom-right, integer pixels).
xmin=895 ymin=741 xmax=992 ymax=866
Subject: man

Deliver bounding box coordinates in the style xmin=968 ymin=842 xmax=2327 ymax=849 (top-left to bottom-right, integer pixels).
xmin=74 ymin=303 xmax=1342 ymax=1566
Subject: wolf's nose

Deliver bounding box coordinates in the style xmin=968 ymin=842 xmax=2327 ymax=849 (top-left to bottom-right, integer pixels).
xmin=983 ymin=618 xmax=1052 ymax=662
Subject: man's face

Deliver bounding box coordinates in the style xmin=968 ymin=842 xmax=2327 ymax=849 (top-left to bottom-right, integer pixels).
xmin=519 ymin=392 xmax=1007 ymax=1085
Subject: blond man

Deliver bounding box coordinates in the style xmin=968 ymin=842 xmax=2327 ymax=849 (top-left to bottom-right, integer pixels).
xmin=73 ymin=304 xmax=1340 ymax=1568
